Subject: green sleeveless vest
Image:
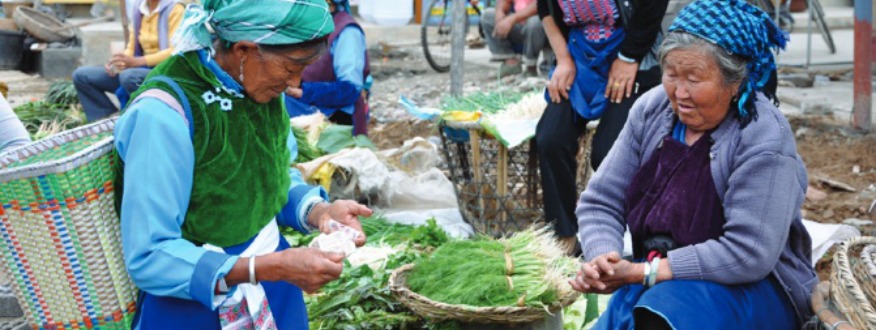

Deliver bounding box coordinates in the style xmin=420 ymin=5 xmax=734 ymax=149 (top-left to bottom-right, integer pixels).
xmin=117 ymin=51 xmax=291 ymax=247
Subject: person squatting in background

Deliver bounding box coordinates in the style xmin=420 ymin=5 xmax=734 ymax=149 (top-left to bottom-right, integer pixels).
xmin=284 ymin=0 xmax=373 ymax=136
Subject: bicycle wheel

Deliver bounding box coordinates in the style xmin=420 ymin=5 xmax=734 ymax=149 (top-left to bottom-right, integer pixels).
xmin=809 ymin=0 xmax=836 ymax=54
xmin=422 ymin=0 xmax=468 ymax=73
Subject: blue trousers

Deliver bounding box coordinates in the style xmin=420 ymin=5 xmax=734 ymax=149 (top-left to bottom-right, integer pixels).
xmin=593 ymin=276 xmax=797 ymax=330
xmin=72 ymin=66 xmax=151 ymax=122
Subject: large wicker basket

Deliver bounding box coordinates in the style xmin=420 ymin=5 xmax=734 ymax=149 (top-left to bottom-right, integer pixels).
xmin=0 ymin=118 xmax=137 ymax=330
xmin=439 ymin=120 xmax=595 ymax=237
xmin=389 ymin=263 xmax=579 ymax=324
xmin=829 ymin=236 xmax=876 ymax=329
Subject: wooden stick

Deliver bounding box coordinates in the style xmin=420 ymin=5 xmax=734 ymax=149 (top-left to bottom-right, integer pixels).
xmin=497 ymin=143 xmax=508 ymax=223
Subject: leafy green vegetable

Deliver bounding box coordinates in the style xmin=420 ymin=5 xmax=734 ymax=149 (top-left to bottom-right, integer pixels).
xmin=307 ymin=251 xmax=424 ymax=330
xmin=45 ymin=81 xmax=79 ymax=107
xmin=409 ymin=218 xmax=449 ymax=249
xmin=13 ymin=100 xmax=85 ymax=140
xmin=292 ymin=125 xmax=324 ymax=164
xmin=563 ymin=293 xmax=600 ymax=330
xmin=316 ymin=124 xmax=376 ymax=154
xmin=440 ymin=91 xmax=525 ymax=114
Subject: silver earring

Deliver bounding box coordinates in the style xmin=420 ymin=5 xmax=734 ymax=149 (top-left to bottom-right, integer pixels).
xmin=239 ymin=59 xmax=244 ymax=83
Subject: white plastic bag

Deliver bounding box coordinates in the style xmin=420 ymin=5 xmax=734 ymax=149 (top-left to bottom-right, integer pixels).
xmin=308 ymin=220 xmax=361 ymax=257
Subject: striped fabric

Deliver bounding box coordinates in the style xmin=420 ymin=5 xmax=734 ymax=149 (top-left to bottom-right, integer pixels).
xmin=669 ymin=0 xmax=787 ymax=122
xmin=557 ymin=0 xmax=618 ymax=41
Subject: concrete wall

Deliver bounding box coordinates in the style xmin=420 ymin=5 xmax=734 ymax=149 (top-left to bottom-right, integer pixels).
xmin=75 ymin=21 xmax=124 ymax=67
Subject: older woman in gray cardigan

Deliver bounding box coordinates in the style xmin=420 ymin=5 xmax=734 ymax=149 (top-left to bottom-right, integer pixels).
xmin=570 ymin=1 xmax=817 ymax=329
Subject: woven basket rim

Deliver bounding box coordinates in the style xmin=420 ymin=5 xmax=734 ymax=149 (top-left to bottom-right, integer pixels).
xmin=830 ymin=236 xmax=876 ymax=328
xmin=0 ymin=117 xmax=116 ymax=183
xmin=389 ymin=263 xmax=579 ymax=323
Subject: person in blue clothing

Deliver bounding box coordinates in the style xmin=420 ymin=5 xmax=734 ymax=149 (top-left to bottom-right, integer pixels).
xmin=535 ymin=0 xmax=670 ymax=254
xmin=112 ymin=0 xmax=372 ymax=328
xmin=284 ymin=0 xmax=372 ymax=136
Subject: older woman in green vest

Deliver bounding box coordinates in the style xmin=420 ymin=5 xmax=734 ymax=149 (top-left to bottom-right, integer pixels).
xmin=112 ymin=0 xmax=371 ymax=328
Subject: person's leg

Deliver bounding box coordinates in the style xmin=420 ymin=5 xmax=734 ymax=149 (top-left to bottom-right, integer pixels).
xmin=590 ymin=66 xmax=662 ymax=171
xmin=72 ymin=66 xmax=121 ymax=122
xmin=535 ymin=99 xmax=588 ymax=240
xmin=633 ymin=277 xmax=797 ymax=330
xmin=118 ymin=68 xmax=152 ymax=94
xmin=520 ymin=15 xmax=546 ymax=75
xmin=480 ymin=8 xmax=517 ymax=62
xmin=590 ymin=284 xmax=646 ymax=330
xmin=632 ymin=310 xmax=673 ymax=330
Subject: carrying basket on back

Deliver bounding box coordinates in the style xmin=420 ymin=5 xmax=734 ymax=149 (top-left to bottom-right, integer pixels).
xmin=829 ymin=236 xmax=876 ymax=329
xmin=0 ymin=118 xmax=137 ymax=330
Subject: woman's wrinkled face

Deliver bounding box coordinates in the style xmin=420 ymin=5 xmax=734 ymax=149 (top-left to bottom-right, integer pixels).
xmin=242 ymin=46 xmax=322 ymax=104
xmin=662 ymin=48 xmax=740 ymax=132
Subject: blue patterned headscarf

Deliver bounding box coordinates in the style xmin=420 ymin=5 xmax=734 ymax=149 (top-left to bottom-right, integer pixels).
xmin=669 ymin=0 xmax=787 ymax=124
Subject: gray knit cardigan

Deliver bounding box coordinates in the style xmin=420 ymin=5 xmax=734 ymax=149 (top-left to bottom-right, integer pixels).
xmin=575 ymin=86 xmax=818 ymax=322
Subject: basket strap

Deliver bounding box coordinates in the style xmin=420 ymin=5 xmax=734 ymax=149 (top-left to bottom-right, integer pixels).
xmin=129 ymin=75 xmax=195 ymax=140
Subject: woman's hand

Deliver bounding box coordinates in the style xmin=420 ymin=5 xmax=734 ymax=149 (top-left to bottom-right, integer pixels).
xmin=570 ymin=252 xmax=642 ymax=294
xmin=285 ymin=87 xmax=303 ymax=98
xmin=604 ymin=58 xmax=639 ymax=104
xmin=308 ymin=200 xmax=373 ymax=246
xmin=547 ymin=58 xmax=575 ymax=103
xmin=110 ymin=54 xmax=147 ymax=72
xmin=260 ymin=248 xmax=344 ymax=293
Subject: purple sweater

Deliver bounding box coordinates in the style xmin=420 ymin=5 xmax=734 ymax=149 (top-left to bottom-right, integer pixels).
xmin=576 ymin=86 xmax=818 ymax=322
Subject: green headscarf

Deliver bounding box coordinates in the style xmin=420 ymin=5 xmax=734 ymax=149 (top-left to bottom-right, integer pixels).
xmin=172 ymin=0 xmax=335 ymax=54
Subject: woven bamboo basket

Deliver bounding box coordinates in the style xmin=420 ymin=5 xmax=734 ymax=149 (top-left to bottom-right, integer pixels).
xmin=829 ymin=236 xmax=876 ymax=329
xmin=0 ymin=118 xmax=137 ymax=330
xmin=389 ymin=263 xmax=579 ymax=324
xmin=12 ymin=6 xmax=75 ymax=43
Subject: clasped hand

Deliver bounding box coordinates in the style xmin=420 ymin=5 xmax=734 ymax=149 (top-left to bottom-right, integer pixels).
xmin=569 ymin=252 xmax=640 ymax=294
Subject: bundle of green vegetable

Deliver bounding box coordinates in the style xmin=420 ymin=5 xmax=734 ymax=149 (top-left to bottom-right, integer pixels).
xmin=292 ymin=125 xmax=324 ymax=164
xmin=440 ymin=91 xmax=525 ymax=114
xmin=406 ymin=227 xmax=578 ymax=310
xmin=13 ymin=81 xmax=86 ymax=140
xmin=45 ymin=81 xmax=79 ymax=106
